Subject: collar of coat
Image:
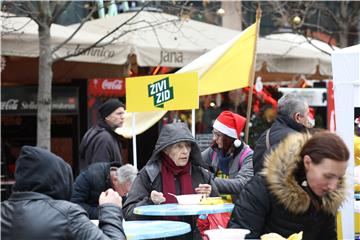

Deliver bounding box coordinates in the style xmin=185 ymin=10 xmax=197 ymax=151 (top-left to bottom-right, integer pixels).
xmin=260 ymin=132 xmax=347 ymax=215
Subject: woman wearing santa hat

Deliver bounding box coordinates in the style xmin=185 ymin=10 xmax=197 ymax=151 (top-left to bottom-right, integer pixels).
xmin=201 ymin=111 xmax=254 ymax=203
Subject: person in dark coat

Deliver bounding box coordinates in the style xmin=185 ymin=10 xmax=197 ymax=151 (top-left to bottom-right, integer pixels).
xmin=79 ymin=98 xmax=125 ymax=171
xmin=123 ymin=122 xmax=219 ymax=239
xmin=1 ymin=146 xmax=125 ymax=240
xmin=71 ymin=162 xmax=138 ymax=219
xmin=201 ymin=111 xmax=253 ymax=203
xmin=253 ymin=92 xmax=310 ymax=174
xmin=229 ymin=131 xmax=349 ymax=239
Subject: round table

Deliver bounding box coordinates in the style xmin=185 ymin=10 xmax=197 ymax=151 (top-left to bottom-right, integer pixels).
xmin=91 ymin=220 xmax=191 ymax=239
xmin=134 ymin=203 xmax=234 ymax=216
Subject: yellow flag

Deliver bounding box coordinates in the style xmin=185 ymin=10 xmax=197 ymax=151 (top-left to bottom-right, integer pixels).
xmin=126 ymin=72 xmax=198 ymax=112
xmin=199 ymin=21 xmax=258 ymax=95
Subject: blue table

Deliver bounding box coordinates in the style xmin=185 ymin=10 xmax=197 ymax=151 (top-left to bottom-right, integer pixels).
xmin=134 ymin=203 xmax=234 ymax=216
xmin=91 ymin=220 xmax=191 ymax=239
xmin=355 ymin=193 xmax=360 ymax=200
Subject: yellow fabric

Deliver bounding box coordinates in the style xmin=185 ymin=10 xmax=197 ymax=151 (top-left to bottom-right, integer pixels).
xmin=337 ymin=212 xmax=342 ymax=240
xmin=126 ymin=72 xmax=198 ymax=112
xmin=337 ymin=211 xmax=360 ymax=239
xmin=356 ymin=212 xmax=360 ymax=238
xmin=116 ymin=19 xmax=259 ymax=138
xmin=355 ymin=135 xmax=360 ymax=166
xmin=115 ymin=111 xmax=166 ymax=138
xmin=199 ymin=22 xmax=257 ymax=95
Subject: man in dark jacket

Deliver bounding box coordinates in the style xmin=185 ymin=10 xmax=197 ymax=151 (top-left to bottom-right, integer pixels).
xmin=71 ymin=162 xmax=138 ymax=219
xmin=253 ymin=92 xmax=309 ymax=174
xmin=1 ymin=146 xmax=125 ymax=240
xmin=79 ymin=98 xmax=125 ymax=171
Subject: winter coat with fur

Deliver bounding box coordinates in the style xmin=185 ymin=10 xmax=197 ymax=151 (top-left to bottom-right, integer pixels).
xmin=229 ymin=133 xmax=346 ymax=240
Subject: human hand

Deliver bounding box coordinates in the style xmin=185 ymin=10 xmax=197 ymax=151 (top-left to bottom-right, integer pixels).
xmin=99 ymin=188 xmax=122 ymax=208
xmin=150 ymin=190 xmax=166 ymax=204
xmin=195 ymin=183 xmax=212 ymax=197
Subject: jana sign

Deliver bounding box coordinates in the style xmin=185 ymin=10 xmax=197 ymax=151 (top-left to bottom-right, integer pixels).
xmin=126 ymin=72 xmax=198 ymax=112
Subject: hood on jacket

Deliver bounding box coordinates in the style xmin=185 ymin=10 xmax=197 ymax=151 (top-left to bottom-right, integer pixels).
xmin=148 ymin=122 xmax=207 ymax=168
xmin=13 ymin=146 xmax=73 ymax=200
xmin=261 ymin=133 xmax=346 ymax=215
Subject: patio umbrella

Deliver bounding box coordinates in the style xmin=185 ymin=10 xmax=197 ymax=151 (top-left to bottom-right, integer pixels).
xmin=116 ymin=32 xmax=335 ymax=138
xmin=68 ymin=10 xmax=240 ymax=68
xmin=1 ymin=12 xmax=129 ymax=81
xmin=256 ymin=32 xmax=336 ymax=76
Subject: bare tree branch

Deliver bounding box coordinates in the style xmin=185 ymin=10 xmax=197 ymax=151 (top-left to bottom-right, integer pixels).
xmin=51 ymin=1 xmax=71 ymax=23
xmin=51 ymin=4 xmax=99 ymax=54
xmin=53 ymin=1 xmax=152 ymax=62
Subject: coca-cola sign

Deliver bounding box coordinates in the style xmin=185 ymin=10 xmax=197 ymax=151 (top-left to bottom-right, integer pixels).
xmin=88 ymin=78 xmax=125 ymax=97
xmin=1 ymin=87 xmax=78 ymax=115
xmin=102 ymin=79 xmax=123 ymax=90
xmin=1 ymin=99 xmax=19 ymax=110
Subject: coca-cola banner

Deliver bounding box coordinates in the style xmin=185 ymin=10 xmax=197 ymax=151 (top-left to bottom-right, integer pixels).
xmin=88 ymin=78 xmax=125 ymax=97
xmin=1 ymin=87 xmax=78 ymax=115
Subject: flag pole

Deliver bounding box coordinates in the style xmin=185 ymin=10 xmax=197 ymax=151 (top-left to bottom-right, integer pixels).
xmin=132 ymin=112 xmax=137 ymax=170
xmin=191 ymin=109 xmax=195 ymax=136
xmin=244 ymin=7 xmax=261 ymax=144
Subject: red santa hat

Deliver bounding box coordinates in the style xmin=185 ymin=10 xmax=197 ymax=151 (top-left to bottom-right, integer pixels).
xmin=355 ymin=116 xmax=360 ymax=128
xmin=213 ymin=111 xmax=246 ymax=147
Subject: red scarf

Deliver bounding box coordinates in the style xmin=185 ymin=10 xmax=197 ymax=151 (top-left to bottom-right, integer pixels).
xmin=161 ymin=153 xmax=193 ymax=204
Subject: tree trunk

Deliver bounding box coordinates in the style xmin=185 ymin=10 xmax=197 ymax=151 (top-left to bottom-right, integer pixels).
xmin=221 ymin=1 xmax=242 ymax=31
xmin=37 ymin=2 xmax=52 ymax=150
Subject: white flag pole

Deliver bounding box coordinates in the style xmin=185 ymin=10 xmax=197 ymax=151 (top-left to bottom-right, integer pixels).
xmin=191 ymin=109 xmax=195 ymax=137
xmin=132 ymin=112 xmax=137 ymax=170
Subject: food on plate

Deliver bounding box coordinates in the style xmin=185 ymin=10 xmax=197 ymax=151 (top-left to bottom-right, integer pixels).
xmin=260 ymin=233 xmax=286 ymax=240
xmin=260 ymin=231 xmax=303 ymax=240
xmin=200 ymin=197 xmax=224 ymax=205
xmin=287 ymin=231 xmax=303 ymax=240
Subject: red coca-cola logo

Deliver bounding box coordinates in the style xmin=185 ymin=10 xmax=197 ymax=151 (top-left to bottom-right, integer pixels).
xmin=88 ymin=78 xmax=125 ymax=97
xmin=101 ymin=79 xmax=123 ymax=90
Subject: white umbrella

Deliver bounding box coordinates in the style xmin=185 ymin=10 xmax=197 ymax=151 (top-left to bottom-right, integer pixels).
xmin=1 ymin=13 xmax=112 ymax=60
xmin=116 ymin=32 xmax=336 ymax=138
xmin=68 ymin=11 xmax=240 ymax=68
xmin=257 ymin=32 xmax=336 ymax=75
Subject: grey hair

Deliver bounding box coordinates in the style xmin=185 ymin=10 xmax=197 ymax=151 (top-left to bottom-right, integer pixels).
xmin=277 ymin=92 xmax=308 ymax=118
xmin=116 ymin=164 xmax=138 ymax=184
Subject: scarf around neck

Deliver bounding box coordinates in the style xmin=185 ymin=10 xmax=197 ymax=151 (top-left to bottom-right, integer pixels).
xmin=161 ymin=153 xmax=193 ymax=203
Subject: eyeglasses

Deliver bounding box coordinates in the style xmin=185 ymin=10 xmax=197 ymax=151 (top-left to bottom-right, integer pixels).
xmin=212 ymin=130 xmax=224 ymax=138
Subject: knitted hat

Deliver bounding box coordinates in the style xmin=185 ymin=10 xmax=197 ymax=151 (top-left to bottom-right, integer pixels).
xmin=99 ymin=98 xmax=124 ymax=119
xmin=213 ymin=111 xmax=246 ymax=147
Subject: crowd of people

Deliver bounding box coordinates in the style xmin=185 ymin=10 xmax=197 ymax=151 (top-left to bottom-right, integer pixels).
xmin=1 ymin=94 xmax=354 ymax=240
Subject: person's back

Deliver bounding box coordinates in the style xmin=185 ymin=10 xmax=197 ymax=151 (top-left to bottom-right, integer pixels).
xmin=253 ymin=93 xmax=309 ymax=174
xmin=1 ymin=146 xmax=125 ymax=240
xmin=71 ymin=162 xmax=137 ymax=219
xmin=71 ymin=162 xmax=113 ymax=219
